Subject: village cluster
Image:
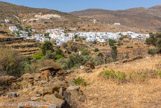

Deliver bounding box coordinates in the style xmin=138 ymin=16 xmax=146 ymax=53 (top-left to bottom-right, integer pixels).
xmin=9 ymin=26 xmax=150 ymax=45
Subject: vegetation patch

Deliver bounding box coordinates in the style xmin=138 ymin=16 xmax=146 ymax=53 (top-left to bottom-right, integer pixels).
xmin=100 ymin=69 xmax=161 ymax=83
xmin=100 ymin=70 xmax=126 ymax=83
xmin=73 ymin=77 xmax=87 ymax=86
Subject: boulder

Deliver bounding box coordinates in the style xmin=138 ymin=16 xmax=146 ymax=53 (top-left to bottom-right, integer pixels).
xmin=0 ymin=76 xmax=17 ymax=86
xmin=7 ymin=92 xmax=18 ymax=98
xmin=65 ymin=86 xmax=85 ymax=107
xmin=18 ymin=101 xmax=48 ymax=108
xmin=43 ymin=94 xmax=70 ymax=108
xmin=30 ymin=96 xmax=41 ymax=101
xmin=66 ymin=86 xmax=80 ymax=91
xmin=42 ymin=86 xmax=60 ymax=96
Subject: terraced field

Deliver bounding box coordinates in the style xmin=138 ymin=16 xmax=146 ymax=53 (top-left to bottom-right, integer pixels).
xmin=0 ymin=36 xmax=40 ymax=57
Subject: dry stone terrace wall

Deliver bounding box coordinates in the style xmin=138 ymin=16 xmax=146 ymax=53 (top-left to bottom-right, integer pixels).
xmin=0 ymin=36 xmax=40 ymax=56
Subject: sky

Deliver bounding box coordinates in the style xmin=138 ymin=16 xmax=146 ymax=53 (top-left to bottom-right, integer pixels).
xmin=0 ymin=0 xmax=161 ymax=12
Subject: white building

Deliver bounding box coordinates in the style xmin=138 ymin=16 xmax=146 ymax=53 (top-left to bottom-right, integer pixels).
xmin=9 ymin=26 xmax=19 ymax=32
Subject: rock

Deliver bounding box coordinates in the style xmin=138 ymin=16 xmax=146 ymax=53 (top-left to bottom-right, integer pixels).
xmin=49 ymin=80 xmax=69 ymax=88
xmin=80 ymin=66 xmax=85 ymax=70
xmin=65 ymin=86 xmax=85 ymax=107
xmin=7 ymin=92 xmax=18 ymax=98
xmin=30 ymin=96 xmax=41 ymax=101
xmin=18 ymin=101 xmax=48 ymax=108
xmin=66 ymin=86 xmax=80 ymax=91
xmin=54 ymin=91 xmax=64 ymax=100
xmin=43 ymin=94 xmax=65 ymax=108
xmin=42 ymin=86 xmax=60 ymax=96
xmin=22 ymin=73 xmax=34 ymax=81
xmin=0 ymin=76 xmax=17 ymax=86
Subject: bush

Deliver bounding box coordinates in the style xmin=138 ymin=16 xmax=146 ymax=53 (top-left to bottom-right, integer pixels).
xmin=111 ymin=46 xmax=117 ymax=60
xmin=157 ymin=71 xmax=161 ymax=78
xmin=146 ymin=32 xmax=161 ymax=53
xmin=73 ymin=77 xmax=87 ymax=86
xmin=81 ymin=49 xmax=91 ymax=55
xmin=33 ymin=51 xmax=44 ymax=60
xmin=94 ymin=48 xmax=99 ymax=52
xmin=55 ymin=49 xmax=63 ymax=55
xmin=57 ymin=53 xmax=93 ymax=70
xmin=156 ymin=38 xmax=161 ymax=53
xmin=117 ymin=41 xmax=123 ymax=46
xmin=41 ymin=41 xmax=54 ymax=55
xmin=97 ymin=53 xmax=104 ymax=58
xmin=109 ymin=39 xmax=116 ymax=46
xmin=148 ymin=48 xmax=157 ymax=55
xmin=55 ymin=55 xmax=63 ymax=60
xmin=100 ymin=70 xmax=126 ymax=82
xmin=0 ymin=47 xmax=25 ymax=76
xmin=126 ymin=46 xmax=133 ymax=48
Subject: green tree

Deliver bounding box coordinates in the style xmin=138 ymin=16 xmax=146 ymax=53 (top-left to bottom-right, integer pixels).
xmin=94 ymin=48 xmax=99 ymax=52
xmin=41 ymin=41 xmax=54 ymax=55
xmin=156 ymin=38 xmax=161 ymax=53
xmin=109 ymin=39 xmax=116 ymax=46
xmin=111 ymin=46 xmax=118 ymax=60
xmin=0 ymin=47 xmax=25 ymax=76
xmin=33 ymin=51 xmax=44 ymax=60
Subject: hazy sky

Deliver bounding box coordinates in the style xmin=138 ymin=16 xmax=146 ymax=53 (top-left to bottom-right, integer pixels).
xmin=1 ymin=0 xmax=161 ymax=12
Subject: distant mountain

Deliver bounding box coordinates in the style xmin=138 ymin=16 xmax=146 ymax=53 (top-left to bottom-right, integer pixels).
xmin=0 ymin=1 xmax=82 ymax=30
xmin=71 ymin=5 xmax=161 ymax=32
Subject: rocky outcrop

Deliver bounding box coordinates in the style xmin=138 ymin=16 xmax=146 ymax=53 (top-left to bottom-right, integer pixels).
xmin=0 ymin=70 xmax=85 ymax=108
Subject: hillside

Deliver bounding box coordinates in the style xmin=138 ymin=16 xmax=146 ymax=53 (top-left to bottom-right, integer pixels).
xmin=0 ymin=1 xmax=83 ymax=30
xmin=71 ymin=5 xmax=161 ymax=32
xmin=67 ymin=55 xmax=161 ymax=108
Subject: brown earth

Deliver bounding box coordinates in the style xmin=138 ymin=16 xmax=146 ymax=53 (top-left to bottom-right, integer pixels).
xmin=67 ymin=55 xmax=161 ymax=108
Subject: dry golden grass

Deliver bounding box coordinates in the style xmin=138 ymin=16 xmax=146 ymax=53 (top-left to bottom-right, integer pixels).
xmin=75 ymin=55 xmax=161 ymax=108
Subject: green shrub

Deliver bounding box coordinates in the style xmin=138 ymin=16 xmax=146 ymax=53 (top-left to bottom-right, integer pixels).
xmin=126 ymin=46 xmax=133 ymax=48
xmin=71 ymin=67 xmax=77 ymax=70
xmin=136 ymin=72 xmax=147 ymax=82
xmin=57 ymin=53 xmax=93 ymax=70
xmin=73 ymin=77 xmax=87 ymax=86
xmin=156 ymin=38 xmax=161 ymax=53
xmin=100 ymin=70 xmax=126 ymax=82
xmin=117 ymin=41 xmax=123 ymax=46
xmin=0 ymin=47 xmax=25 ymax=76
xmin=33 ymin=51 xmax=44 ymax=60
xmin=111 ymin=46 xmax=117 ymax=60
xmin=148 ymin=48 xmax=157 ymax=55
xmin=146 ymin=32 xmax=161 ymax=53
xmin=55 ymin=49 xmax=63 ymax=55
xmin=81 ymin=49 xmax=91 ymax=55
xmin=157 ymin=71 xmax=161 ymax=78
xmin=109 ymin=39 xmax=116 ymax=46
xmin=94 ymin=48 xmax=99 ymax=52
xmin=41 ymin=41 xmax=54 ymax=55
xmin=97 ymin=53 xmax=104 ymax=57
xmin=55 ymin=54 xmax=63 ymax=60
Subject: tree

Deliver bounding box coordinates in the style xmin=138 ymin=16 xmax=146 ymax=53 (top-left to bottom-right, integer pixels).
xmin=109 ymin=39 xmax=116 ymax=46
xmin=111 ymin=46 xmax=118 ymax=60
xmin=33 ymin=51 xmax=44 ymax=60
xmin=156 ymin=38 xmax=161 ymax=53
xmin=0 ymin=47 xmax=25 ymax=76
xmin=41 ymin=41 xmax=54 ymax=55
xmin=44 ymin=33 xmax=50 ymax=38
xmin=146 ymin=32 xmax=161 ymax=53
xmin=94 ymin=48 xmax=99 ymax=52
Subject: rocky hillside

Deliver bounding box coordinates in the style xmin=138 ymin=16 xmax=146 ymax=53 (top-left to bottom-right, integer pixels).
xmin=0 ymin=1 xmax=83 ymax=30
xmin=71 ymin=5 xmax=161 ymax=32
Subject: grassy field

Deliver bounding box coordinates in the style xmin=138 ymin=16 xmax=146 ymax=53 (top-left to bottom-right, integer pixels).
xmin=73 ymin=55 xmax=161 ymax=108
